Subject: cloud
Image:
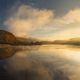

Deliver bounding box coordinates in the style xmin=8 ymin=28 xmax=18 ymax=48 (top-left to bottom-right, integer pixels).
xmin=63 ymin=8 xmax=80 ymax=24
xmin=4 ymin=5 xmax=54 ymax=37
xmin=37 ymin=8 xmax=80 ymax=40
xmin=54 ymin=9 xmax=80 ymax=39
xmin=4 ymin=5 xmax=80 ymax=40
xmin=52 ymin=8 xmax=80 ymax=25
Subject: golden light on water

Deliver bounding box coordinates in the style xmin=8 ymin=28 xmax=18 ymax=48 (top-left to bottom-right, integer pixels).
xmin=61 ymin=49 xmax=80 ymax=63
xmin=36 ymin=45 xmax=80 ymax=64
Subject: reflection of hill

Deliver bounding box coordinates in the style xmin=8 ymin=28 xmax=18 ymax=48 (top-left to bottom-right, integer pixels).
xmin=0 ymin=47 xmax=16 ymax=59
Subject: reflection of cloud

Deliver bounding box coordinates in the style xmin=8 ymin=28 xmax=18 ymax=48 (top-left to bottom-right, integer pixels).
xmin=6 ymin=51 xmax=52 ymax=80
xmin=3 ymin=48 xmax=70 ymax=80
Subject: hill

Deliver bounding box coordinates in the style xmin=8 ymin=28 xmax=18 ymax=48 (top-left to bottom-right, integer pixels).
xmin=0 ymin=30 xmax=16 ymax=44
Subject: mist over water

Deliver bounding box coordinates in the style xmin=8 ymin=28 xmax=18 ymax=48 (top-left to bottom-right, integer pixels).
xmin=0 ymin=45 xmax=80 ymax=80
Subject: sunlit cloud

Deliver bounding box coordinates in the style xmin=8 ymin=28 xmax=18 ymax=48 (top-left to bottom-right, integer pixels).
xmin=4 ymin=5 xmax=80 ymax=40
xmin=4 ymin=5 xmax=54 ymax=37
xmin=50 ymin=8 xmax=80 ymax=40
xmin=63 ymin=9 xmax=80 ymax=24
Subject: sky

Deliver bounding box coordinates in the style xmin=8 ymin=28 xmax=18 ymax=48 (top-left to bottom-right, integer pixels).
xmin=0 ymin=0 xmax=80 ymax=40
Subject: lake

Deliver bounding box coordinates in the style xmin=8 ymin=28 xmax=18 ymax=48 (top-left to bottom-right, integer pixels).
xmin=0 ymin=45 xmax=80 ymax=80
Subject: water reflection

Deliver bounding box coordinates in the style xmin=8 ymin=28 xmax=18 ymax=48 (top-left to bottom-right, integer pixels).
xmin=0 ymin=47 xmax=16 ymax=59
xmin=0 ymin=45 xmax=80 ymax=80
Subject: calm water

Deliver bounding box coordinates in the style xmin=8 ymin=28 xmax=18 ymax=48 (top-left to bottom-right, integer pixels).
xmin=0 ymin=45 xmax=80 ymax=80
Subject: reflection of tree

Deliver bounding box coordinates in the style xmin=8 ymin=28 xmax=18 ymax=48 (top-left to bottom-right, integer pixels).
xmin=53 ymin=70 xmax=69 ymax=80
xmin=0 ymin=47 xmax=16 ymax=59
